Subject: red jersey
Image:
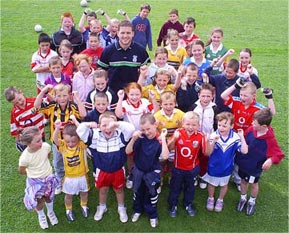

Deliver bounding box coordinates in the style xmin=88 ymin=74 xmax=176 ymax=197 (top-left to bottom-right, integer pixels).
xmin=62 ymin=59 xmax=75 ymax=78
xmin=81 ymin=47 xmax=104 ymax=70
xmin=10 ymin=97 xmax=45 ymax=137
xmin=181 ymin=33 xmax=200 ymax=47
xmin=174 ymin=128 xmax=206 ymax=170
xmin=224 ymin=95 xmax=264 ymax=131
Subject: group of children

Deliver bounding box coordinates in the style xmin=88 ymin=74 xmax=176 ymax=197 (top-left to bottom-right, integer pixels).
xmin=4 ymin=4 xmax=285 ymax=230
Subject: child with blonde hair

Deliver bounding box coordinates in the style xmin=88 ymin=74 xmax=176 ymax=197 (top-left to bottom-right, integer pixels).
xmin=154 ymin=91 xmax=185 ymax=192
xmin=18 ymin=126 xmax=59 ymax=229
xmin=168 ymin=111 xmax=209 ymax=218
xmin=165 ymin=29 xmax=188 ymax=70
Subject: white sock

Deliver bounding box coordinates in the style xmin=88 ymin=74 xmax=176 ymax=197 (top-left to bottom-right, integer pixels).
xmin=36 ymin=208 xmax=45 ymax=217
xmin=249 ymin=196 xmax=256 ymax=204
xmin=99 ymin=203 xmax=106 ymax=210
xmin=241 ymin=194 xmax=247 ymax=200
xmin=45 ymin=202 xmax=54 ymax=214
xmin=118 ymin=204 xmax=125 ymax=209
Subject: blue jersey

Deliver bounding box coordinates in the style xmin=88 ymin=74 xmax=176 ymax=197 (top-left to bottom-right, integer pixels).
xmin=131 ymin=15 xmax=152 ymax=51
xmin=208 ymin=129 xmax=241 ymax=177
xmin=133 ymin=135 xmax=162 ymax=173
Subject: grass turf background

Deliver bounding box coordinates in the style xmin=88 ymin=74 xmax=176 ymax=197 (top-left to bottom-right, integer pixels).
xmin=1 ymin=0 xmax=288 ymax=232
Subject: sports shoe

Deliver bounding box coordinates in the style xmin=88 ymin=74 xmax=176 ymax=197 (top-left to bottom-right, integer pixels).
xmin=214 ymin=199 xmax=224 ymax=212
xmin=126 ymin=179 xmax=133 ymax=189
xmin=38 ymin=215 xmax=49 ymax=229
xmin=95 ymin=8 xmax=105 ymax=15
xmin=66 ymin=210 xmax=75 ymax=222
xmin=81 ymin=206 xmax=89 ymax=218
xmin=206 ymin=198 xmax=214 ymax=211
xmin=47 ymin=211 xmax=58 ymax=226
xmin=199 ymin=179 xmax=207 ymax=189
xmin=94 ymin=206 xmax=107 ymax=221
xmin=55 ymin=186 xmax=62 ymax=195
xmin=117 ymin=9 xmax=126 ymax=16
xmin=150 ymin=218 xmax=158 ymax=228
xmin=237 ymin=199 xmax=247 ymax=212
xmin=245 ymin=202 xmax=255 ymax=216
xmin=185 ymin=204 xmax=195 ymax=217
xmin=118 ymin=207 xmax=128 ymax=223
xmin=131 ymin=213 xmax=141 ymax=222
xmin=169 ymin=206 xmax=177 ymax=218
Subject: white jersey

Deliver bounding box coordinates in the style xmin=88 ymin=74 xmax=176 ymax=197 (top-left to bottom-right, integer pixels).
xmin=31 ymin=49 xmax=58 ymax=85
xmin=122 ymin=98 xmax=153 ymax=130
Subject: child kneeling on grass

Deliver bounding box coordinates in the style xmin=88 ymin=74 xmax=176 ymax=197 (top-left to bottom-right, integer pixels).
xmin=18 ymin=126 xmax=59 ymax=229
xmin=53 ymin=121 xmax=90 ymax=222
xmin=125 ymin=113 xmax=169 ymax=228
xmin=203 ymin=112 xmax=248 ymax=212
xmin=235 ymin=108 xmax=285 ymax=216
xmin=76 ymin=111 xmax=135 ymax=223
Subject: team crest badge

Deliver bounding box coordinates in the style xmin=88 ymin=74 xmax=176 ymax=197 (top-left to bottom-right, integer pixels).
xmin=132 ymin=55 xmax=138 ymax=62
xmin=192 ymin=141 xmax=199 ymax=148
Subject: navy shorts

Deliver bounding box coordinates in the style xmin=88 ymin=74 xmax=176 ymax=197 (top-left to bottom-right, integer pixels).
xmin=238 ymin=169 xmax=260 ymax=184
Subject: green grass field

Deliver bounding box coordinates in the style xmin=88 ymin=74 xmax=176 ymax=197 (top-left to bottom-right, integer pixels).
xmin=1 ymin=0 xmax=288 ymax=232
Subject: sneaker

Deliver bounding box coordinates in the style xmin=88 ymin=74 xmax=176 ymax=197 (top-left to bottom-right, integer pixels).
xmin=185 ymin=204 xmax=195 ymax=217
xmin=150 ymin=218 xmax=158 ymax=228
xmin=81 ymin=206 xmax=89 ymax=218
xmin=55 ymin=186 xmax=62 ymax=195
xmin=94 ymin=206 xmax=107 ymax=221
xmin=47 ymin=211 xmax=58 ymax=226
xmin=206 ymin=198 xmax=214 ymax=211
xmin=214 ymin=199 xmax=224 ymax=212
xmin=199 ymin=179 xmax=207 ymax=189
xmin=38 ymin=215 xmax=48 ymax=229
xmin=169 ymin=206 xmax=177 ymax=218
xmin=131 ymin=213 xmax=141 ymax=222
xmin=237 ymin=199 xmax=247 ymax=212
xmin=66 ymin=210 xmax=75 ymax=222
xmin=118 ymin=207 xmax=128 ymax=223
xmin=126 ymin=179 xmax=133 ymax=189
xmin=246 ymin=202 xmax=255 ymax=216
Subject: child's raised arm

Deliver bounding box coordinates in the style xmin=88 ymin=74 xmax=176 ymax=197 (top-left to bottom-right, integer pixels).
xmin=262 ymin=88 xmax=276 ymax=115
xmin=125 ymin=130 xmax=142 ymax=155
xmin=115 ymin=90 xmax=125 ymax=119
xmin=72 ymin=91 xmax=87 ymax=118
xmin=237 ymin=129 xmax=248 ymax=154
xmin=220 ymin=77 xmax=247 ymax=101
xmin=53 ymin=120 xmax=62 ymax=146
xmin=206 ymin=133 xmax=220 ymax=156
xmin=34 ymin=84 xmax=54 ymax=109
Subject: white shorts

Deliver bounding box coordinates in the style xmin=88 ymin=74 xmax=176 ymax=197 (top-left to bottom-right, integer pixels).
xmin=202 ymin=173 xmax=231 ymax=187
xmin=62 ymin=175 xmax=90 ymax=195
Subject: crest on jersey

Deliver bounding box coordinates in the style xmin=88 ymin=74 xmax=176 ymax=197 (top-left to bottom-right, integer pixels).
xmin=192 ymin=141 xmax=199 ymax=148
xmin=132 ymin=55 xmax=138 ymax=63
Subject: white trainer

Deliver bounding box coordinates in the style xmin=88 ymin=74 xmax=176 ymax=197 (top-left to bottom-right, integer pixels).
xmin=150 ymin=218 xmax=158 ymax=228
xmin=38 ymin=215 xmax=49 ymax=229
xmin=118 ymin=207 xmax=128 ymax=223
xmin=94 ymin=206 xmax=107 ymax=221
xmin=54 ymin=186 xmax=62 ymax=195
xmin=131 ymin=213 xmax=141 ymax=222
xmin=126 ymin=179 xmax=133 ymax=189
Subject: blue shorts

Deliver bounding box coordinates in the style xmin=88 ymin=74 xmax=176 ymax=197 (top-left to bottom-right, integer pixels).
xmin=238 ymin=169 xmax=260 ymax=184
